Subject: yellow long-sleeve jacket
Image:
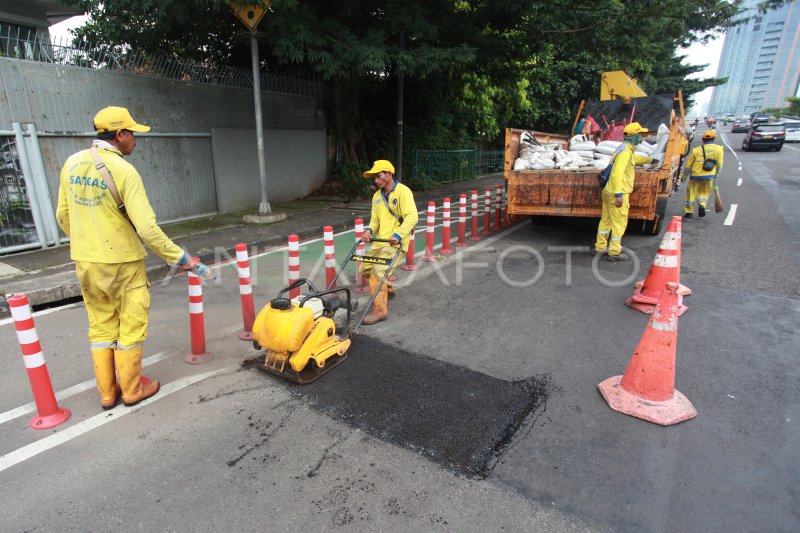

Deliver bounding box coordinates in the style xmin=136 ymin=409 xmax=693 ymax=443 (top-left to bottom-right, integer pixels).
xmin=605 ymin=143 xmax=636 ymax=196
xmin=365 ymin=182 xmax=418 ymax=253
xmin=56 ymin=144 xmax=184 ymax=264
xmin=685 ymin=142 xmax=724 ymax=179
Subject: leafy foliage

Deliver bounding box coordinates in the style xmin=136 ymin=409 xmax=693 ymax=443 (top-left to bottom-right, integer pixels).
xmin=62 ymin=0 xmax=747 ymax=192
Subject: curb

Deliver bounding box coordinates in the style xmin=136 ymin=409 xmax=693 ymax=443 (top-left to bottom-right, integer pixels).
xmin=0 ymin=215 xmax=364 ymax=319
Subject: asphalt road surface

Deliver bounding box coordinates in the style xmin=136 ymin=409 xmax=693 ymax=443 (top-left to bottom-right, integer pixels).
xmin=0 ymin=128 xmax=797 ymax=532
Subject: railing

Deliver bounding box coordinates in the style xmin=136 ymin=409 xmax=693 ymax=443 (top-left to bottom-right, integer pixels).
xmin=411 ymin=149 xmax=504 ymax=185
xmin=0 ymin=30 xmax=320 ymax=98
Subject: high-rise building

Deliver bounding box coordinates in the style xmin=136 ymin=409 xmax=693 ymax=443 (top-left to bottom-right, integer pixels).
xmin=709 ymin=0 xmax=800 ymax=116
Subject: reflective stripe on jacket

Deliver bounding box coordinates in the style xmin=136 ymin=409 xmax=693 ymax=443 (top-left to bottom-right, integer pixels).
xmin=57 ymin=147 xmax=184 ymax=264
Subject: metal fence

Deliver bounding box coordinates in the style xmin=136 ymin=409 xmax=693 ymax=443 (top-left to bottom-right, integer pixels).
xmin=0 ymin=30 xmax=320 ymax=98
xmin=411 ymin=149 xmax=504 ymax=185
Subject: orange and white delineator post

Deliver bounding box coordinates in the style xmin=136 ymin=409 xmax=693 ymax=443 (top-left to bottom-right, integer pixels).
xmin=625 ymin=216 xmax=691 ymax=315
xmin=401 ymin=230 xmax=419 ymax=271
xmin=186 ymin=261 xmax=213 ymax=364
xmin=469 ymin=190 xmax=482 ymax=241
xmin=236 ymin=243 xmax=256 ymax=341
xmin=323 ymin=226 xmax=337 ymax=289
xmin=8 ymin=294 xmax=71 ymax=429
xmin=455 ymin=193 xmax=467 ymax=247
xmin=420 ymin=201 xmax=439 ymax=262
xmin=599 ymin=282 xmax=697 ymax=426
xmin=354 ymin=219 xmax=370 ymax=292
xmin=440 ymin=198 xmax=454 ymax=254
xmin=287 ymin=234 xmax=301 ymax=299
xmin=482 ymin=188 xmax=492 ymax=236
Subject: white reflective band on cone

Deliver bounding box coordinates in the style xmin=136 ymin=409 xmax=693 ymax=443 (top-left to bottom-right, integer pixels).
xmin=10 ymin=305 xmax=31 ymax=321
xmin=189 ymin=302 xmax=203 ymax=314
xmin=188 ymin=285 xmax=202 ymax=297
xmin=288 ymin=256 xmax=300 ymax=267
xmin=239 ymin=284 xmax=253 ymax=295
xmin=236 ymin=250 xmax=248 ymax=261
xmin=651 ymin=317 xmax=677 ymax=331
xmin=659 ymin=232 xmax=680 ymax=250
xmin=23 ymin=352 xmax=45 ymax=369
xmin=16 ymin=328 xmax=38 ymax=345
xmin=653 ymin=254 xmax=679 ymax=268
xmin=238 ymin=267 xmax=250 ymax=278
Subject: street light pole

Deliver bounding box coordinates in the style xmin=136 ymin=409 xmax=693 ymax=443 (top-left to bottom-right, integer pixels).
xmin=251 ymin=30 xmax=271 ymax=214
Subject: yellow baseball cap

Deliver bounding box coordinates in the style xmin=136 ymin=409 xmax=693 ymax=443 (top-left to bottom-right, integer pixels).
xmin=363 ymin=160 xmax=395 ymax=178
xmin=702 ymin=130 xmax=717 ymax=139
xmin=93 ymin=106 xmax=151 ymax=133
xmin=623 ymin=122 xmax=649 ymax=135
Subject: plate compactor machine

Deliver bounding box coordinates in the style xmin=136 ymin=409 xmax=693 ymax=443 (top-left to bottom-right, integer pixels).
xmin=250 ymin=238 xmax=402 ymax=384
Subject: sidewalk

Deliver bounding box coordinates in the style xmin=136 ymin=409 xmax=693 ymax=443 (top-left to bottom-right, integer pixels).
xmin=0 ymin=174 xmax=504 ymax=318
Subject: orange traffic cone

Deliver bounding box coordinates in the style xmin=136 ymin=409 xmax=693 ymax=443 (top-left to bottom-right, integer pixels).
xmin=598 ymin=281 xmax=697 ymax=426
xmin=625 ymin=216 xmax=691 ymax=316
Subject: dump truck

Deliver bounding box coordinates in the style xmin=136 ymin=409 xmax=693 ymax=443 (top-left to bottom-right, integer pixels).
xmin=504 ymin=71 xmax=686 ymax=234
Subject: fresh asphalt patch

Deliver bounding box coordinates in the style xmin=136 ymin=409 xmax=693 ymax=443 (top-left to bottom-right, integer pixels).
xmin=250 ymin=337 xmax=551 ymax=478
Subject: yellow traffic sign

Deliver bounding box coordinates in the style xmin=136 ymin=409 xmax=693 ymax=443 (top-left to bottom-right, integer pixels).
xmin=228 ymin=1 xmax=270 ymax=31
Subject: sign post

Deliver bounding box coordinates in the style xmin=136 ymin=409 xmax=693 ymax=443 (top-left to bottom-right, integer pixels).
xmin=229 ymin=1 xmax=272 ymax=214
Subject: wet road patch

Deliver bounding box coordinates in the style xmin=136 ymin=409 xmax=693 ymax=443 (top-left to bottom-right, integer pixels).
xmin=277 ymin=337 xmax=550 ymax=477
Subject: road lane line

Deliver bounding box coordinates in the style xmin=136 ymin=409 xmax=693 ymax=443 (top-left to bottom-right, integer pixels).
xmin=724 ymin=204 xmax=738 ymax=226
xmin=0 ymin=350 xmax=175 ymax=426
xmin=737 ymin=178 xmax=743 ymax=186
xmin=784 ymin=144 xmax=799 ymax=152
xmin=719 ymin=132 xmax=741 ymax=164
xmin=0 ymin=365 xmax=235 ymax=474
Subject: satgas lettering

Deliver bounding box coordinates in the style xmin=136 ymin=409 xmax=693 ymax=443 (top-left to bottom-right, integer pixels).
xmin=69 ymin=175 xmax=108 ymax=190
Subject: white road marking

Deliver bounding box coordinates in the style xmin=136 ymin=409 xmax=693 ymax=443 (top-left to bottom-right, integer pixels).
xmin=737 ymin=178 xmax=743 ymax=187
xmin=0 ymin=350 xmax=175 ymax=426
xmin=784 ymin=144 xmax=799 ymax=152
xmin=719 ymin=132 xmax=741 ymax=163
xmin=724 ymin=204 xmax=738 ymax=226
xmin=0 ymin=301 xmax=84 ymax=328
xmin=0 ymin=365 xmax=234 ymax=474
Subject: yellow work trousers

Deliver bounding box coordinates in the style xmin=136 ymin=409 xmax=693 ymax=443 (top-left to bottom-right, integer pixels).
xmin=595 ymin=190 xmax=630 ymax=256
xmin=684 ymin=179 xmax=714 ymax=214
xmin=360 ymin=245 xmax=405 ymax=279
xmin=75 ymin=260 xmax=151 ymax=349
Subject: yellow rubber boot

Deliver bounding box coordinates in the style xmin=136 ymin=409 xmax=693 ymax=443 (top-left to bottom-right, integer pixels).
xmin=362 ymin=277 xmax=388 ymax=325
xmin=116 ymin=347 xmax=160 ymax=406
xmin=91 ymin=348 xmax=118 ymax=409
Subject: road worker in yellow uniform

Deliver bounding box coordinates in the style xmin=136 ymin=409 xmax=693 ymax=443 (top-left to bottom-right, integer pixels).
xmin=594 ymin=122 xmax=650 ymax=261
xmin=682 ymin=129 xmax=723 ymax=218
xmin=56 ymin=106 xmax=198 ymax=408
xmin=360 ymin=160 xmax=418 ymax=325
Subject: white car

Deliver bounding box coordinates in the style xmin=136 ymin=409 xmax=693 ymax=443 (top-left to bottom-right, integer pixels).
xmin=784 ymin=120 xmax=800 ymax=142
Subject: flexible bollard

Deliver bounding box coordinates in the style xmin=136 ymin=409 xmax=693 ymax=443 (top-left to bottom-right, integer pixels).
xmin=401 ymin=230 xmax=419 ymax=270
xmin=323 ymin=226 xmax=337 ymax=289
xmin=420 ymin=201 xmax=438 ymax=262
xmin=440 ymin=197 xmax=454 ymax=254
xmin=455 ymin=193 xmax=467 ymax=247
xmin=469 ymin=190 xmax=482 ymax=241
xmin=8 ymin=294 xmax=71 ymax=429
xmin=236 ymin=243 xmax=256 ymax=341
xmin=482 ymin=188 xmax=492 ymax=236
xmin=494 ymin=185 xmax=503 ymax=231
xmin=354 ymin=219 xmax=370 ymax=293
xmin=186 ymin=260 xmax=213 ymax=364
xmin=288 ymin=234 xmax=301 ymax=299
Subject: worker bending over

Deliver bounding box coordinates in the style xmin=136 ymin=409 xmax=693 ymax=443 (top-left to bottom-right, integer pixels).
xmin=360 ymin=160 xmax=418 ymax=324
xmin=682 ymin=130 xmax=723 ymax=218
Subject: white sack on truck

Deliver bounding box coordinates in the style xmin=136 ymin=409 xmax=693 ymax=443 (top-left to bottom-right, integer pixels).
xmin=554 ymin=150 xmax=589 ymax=169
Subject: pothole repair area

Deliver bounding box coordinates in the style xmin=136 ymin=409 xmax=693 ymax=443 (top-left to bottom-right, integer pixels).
xmin=274 ymin=337 xmax=550 ymax=478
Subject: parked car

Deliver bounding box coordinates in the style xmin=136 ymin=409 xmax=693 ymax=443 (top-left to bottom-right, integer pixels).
xmin=742 ymin=123 xmax=786 ymax=151
xmin=783 ymin=119 xmax=800 ymax=142
xmin=751 ymin=113 xmax=770 ymax=124
xmin=731 ymin=118 xmax=751 ymax=133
